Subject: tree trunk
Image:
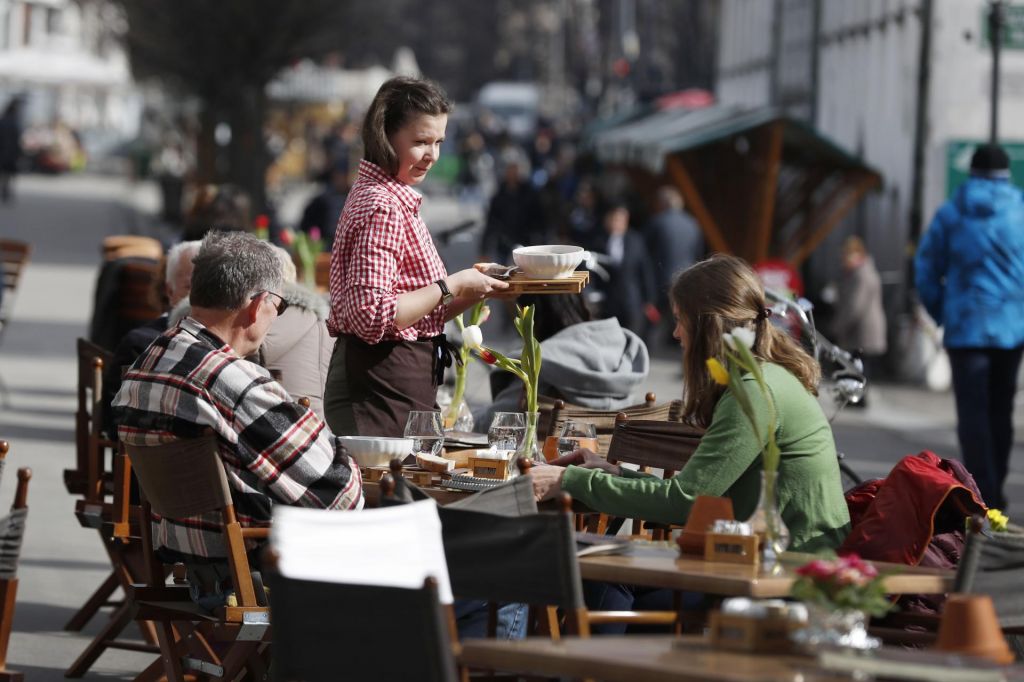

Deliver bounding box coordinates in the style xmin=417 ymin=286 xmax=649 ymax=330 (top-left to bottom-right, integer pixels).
xmin=227 ymin=84 xmax=268 ymax=218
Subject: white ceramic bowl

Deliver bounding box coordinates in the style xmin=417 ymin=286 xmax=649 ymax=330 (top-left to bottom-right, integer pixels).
xmin=512 ymin=245 xmax=588 ymax=280
xmin=336 ymin=436 xmax=414 ymax=467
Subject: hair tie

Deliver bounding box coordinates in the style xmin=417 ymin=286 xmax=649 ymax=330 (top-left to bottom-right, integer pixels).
xmin=757 ymin=307 xmax=772 ymax=321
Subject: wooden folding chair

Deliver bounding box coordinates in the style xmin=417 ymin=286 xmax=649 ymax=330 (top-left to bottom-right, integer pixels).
xmin=0 ymin=442 xmax=31 ymax=682
xmin=67 ymin=338 xmax=116 ymax=500
xmin=545 ymin=393 xmax=680 ymax=456
xmin=125 ymin=434 xmax=271 ymax=682
xmin=64 ymin=446 xmax=161 ymax=678
xmin=269 ymin=500 xmax=459 ymax=682
xmin=439 ymin=490 xmax=590 ymax=641
xmin=0 ymin=240 xmax=30 ymax=406
xmin=601 ymin=416 xmax=704 ymax=538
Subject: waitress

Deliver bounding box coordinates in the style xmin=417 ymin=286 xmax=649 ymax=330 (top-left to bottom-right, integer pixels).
xmin=324 ymin=76 xmax=508 ymax=436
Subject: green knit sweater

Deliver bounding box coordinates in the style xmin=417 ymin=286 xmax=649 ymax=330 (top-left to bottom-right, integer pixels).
xmin=562 ymin=363 xmax=851 ymax=553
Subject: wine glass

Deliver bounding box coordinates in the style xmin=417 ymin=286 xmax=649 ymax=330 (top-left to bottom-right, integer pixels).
xmin=404 ymin=410 xmax=444 ymax=458
xmin=487 ymin=412 xmax=526 ymax=455
xmin=557 ymin=420 xmax=598 ymax=458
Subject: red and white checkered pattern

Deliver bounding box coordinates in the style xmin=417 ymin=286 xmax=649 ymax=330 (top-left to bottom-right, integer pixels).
xmin=327 ymin=159 xmax=447 ymax=343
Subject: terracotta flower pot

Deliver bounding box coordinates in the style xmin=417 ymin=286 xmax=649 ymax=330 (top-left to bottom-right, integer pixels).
xmin=936 ymin=594 xmax=1014 ymax=665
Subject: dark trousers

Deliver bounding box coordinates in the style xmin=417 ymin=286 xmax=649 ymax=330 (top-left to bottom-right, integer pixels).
xmin=948 ymin=346 xmax=1024 ymax=510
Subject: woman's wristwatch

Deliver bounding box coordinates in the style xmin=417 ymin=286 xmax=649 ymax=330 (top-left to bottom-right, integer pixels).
xmin=436 ymin=279 xmax=454 ymax=305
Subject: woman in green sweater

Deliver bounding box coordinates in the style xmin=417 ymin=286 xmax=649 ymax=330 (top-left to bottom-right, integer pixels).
xmin=531 ymin=255 xmax=851 ymax=553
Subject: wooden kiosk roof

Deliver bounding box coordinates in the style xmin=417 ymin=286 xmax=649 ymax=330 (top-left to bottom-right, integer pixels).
xmin=586 ymin=106 xmax=883 ymax=267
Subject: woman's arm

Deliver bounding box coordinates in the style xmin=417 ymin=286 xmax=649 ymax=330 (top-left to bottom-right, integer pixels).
xmin=559 ymin=387 xmax=769 ymax=525
xmin=394 ymin=270 xmax=509 ymax=330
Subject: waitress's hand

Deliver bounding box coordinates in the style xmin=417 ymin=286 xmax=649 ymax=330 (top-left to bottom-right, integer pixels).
xmin=530 ymin=463 xmax=566 ymax=502
xmin=446 ymin=268 xmax=509 ymax=300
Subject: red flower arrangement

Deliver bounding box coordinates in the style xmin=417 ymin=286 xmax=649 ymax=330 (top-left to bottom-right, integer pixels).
xmin=790 ymin=554 xmax=892 ymax=617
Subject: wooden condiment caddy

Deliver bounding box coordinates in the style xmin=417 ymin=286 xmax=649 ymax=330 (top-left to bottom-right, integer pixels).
xmin=708 ymin=608 xmax=800 ymax=654
xmin=676 ymin=496 xmax=735 ymax=556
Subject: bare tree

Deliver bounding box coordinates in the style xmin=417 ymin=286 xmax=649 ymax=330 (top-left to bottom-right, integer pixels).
xmin=113 ymin=0 xmax=351 ymax=212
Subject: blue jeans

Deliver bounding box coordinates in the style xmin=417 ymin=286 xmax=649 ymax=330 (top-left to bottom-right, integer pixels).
xmin=583 ymin=580 xmax=706 ymax=635
xmin=454 ymin=599 xmax=527 ymax=640
xmin=949 ymin=346 xmax=1024 ymax=510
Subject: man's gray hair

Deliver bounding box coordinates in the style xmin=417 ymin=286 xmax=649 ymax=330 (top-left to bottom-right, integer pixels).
xmin=165 ymin=240 xmax=202 ymax=287
xmin=190 ymin=231 xmax=283 ymax=309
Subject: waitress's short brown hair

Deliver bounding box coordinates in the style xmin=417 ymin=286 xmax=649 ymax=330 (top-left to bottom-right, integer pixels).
xmin=362 ymin=77 xmax=452 ymax=176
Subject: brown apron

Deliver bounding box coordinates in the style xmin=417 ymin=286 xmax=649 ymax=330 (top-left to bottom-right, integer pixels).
xmin=324 ymin=334 xmax=455 ymax=437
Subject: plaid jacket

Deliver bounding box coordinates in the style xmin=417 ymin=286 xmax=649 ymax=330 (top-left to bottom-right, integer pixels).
xmin=112 ymin=317 xmax=364 ymax=560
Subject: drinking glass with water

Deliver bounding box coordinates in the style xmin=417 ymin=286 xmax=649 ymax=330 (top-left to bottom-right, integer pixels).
xmin=487 ymin=412 xmax=526 ymax=455
xmin=557 ymin=420 xmax=598 ymax=458
xmin=404 ymin=410 xmax=444 ymax=458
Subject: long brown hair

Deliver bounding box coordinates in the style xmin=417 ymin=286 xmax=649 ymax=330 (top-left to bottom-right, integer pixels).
xmin=362 ymin=76 xmax=452 ymax=176
xmin=670 ymin=254 xmax=820 ymax=427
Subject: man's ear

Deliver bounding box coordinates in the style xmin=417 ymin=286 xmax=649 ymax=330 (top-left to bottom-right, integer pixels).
xmin=245 ymin=294 xmax=263 ymax=324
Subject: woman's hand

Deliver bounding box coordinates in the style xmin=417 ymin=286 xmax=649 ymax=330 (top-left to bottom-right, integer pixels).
xmin=446 ymin=268 xmax=509 ymax=300
xmin=530 ymin=463 xmax=566 ymax=502
xmin=574 ymin=448 xmax=622 ymax=475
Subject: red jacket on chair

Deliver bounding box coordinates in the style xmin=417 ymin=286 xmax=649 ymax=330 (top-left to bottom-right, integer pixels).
xmin=840 ymin=451 xmax=987 ymax=567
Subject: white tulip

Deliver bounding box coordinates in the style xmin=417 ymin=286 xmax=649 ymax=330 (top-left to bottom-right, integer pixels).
xmin=724 ymin=333 xmax=737 ymax=351
xmin=462 ymin=324 xmax=484 ymax=350
xmin=479 ymin=306 xmax=491 ymax=323
xmin=731 ymin=326 xmax=756 ymax=349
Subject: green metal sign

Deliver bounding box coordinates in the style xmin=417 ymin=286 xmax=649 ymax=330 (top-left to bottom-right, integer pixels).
xmin=946 ymin=139 xmax=1024 ymax=197
xmin=982 ymin=4 xmax=1024 ymax=50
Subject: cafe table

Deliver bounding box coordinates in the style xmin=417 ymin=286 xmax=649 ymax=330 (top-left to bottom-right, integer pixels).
xmin=458 ymin=634 xmax=852 ymax=682
xmin=577 ymin=544 xmax=954 ymax=597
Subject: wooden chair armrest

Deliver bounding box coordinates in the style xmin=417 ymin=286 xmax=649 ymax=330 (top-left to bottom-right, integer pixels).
xmin=586 ymin=610 xmax=678 ymax=625
xmin=241 ymin=528 xmax=270 ymax=540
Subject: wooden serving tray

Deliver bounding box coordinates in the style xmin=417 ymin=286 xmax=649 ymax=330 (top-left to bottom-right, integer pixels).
xmin=504 ymin=270 xmax=589 ymax=294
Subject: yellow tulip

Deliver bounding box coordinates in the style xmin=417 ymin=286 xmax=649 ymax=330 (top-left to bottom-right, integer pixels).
xmin=987 ymin=508 xmax=1009 ymax=532
xmin=706 ymin=358 xmax=729 ymax=386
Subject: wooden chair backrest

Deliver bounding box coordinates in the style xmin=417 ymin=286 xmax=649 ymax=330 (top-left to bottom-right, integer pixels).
xmin=126 ymin=432 xmax=265 ymax=613
xmin=124 ymin=434 xmax=230 ymax=519
xmin=114 ymin=259 xmax=163 ymax=325
xmin=268 ymin=574 xmax=457 ymax=682
xmin=546 ymin=393 xmax=674 ymax=456
xmin=606 ymin=417 xmax=704 ymax=475
xmin=0 ymin=239 xmax=30 ymax=301
xmin=73 ymin=338 xmax=114 ymax=500
xmin=600 ymin=416 xmax=704 ymax=540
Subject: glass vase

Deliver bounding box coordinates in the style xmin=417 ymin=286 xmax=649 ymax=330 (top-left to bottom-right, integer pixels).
xmin=513 ymin=411 xmax=543 ymax=472
xmin=792 ymin=605 xmax=879 ymax=651
xmin=746 ymin=469 xmax=790 ymax=565
xmin=442 ymin=398 xmax=474 ymax=433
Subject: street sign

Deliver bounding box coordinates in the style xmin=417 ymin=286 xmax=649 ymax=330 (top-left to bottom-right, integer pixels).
xmin=946 ymin=139 xmax=1024 ymax=196
xmin=982 ymin=4 xmax=1024 ymax=50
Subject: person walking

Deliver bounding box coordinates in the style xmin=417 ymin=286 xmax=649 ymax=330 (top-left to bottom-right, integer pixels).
xmin=644 ymin=186 xmax=703 ymax=342
xmin=915 ymin=143 xmax=1024 ymax=510
xmin=324 ymin=76 xmax=507 ymax=437
xmin=0 ymin=97 xmax=23 ymax=204
xmin=595 ymin=202 xmax=657 ymax=340
xmin=833 ymin=235 xmax=887 ymax=393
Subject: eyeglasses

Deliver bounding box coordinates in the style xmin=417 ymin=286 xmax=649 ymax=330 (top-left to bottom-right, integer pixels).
xmin=251 ymin=290 xmax=289 ymax=316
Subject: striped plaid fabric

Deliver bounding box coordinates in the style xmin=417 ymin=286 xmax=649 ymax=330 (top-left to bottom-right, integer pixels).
xmin=112 ymin=317 xmax=364 ymax=560
xmin=327 ymin=159 xmax=448 ymax=343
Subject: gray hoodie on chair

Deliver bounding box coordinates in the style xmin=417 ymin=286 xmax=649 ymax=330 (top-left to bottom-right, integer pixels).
xmin=474 ymin=317 xmax=650 ymax=430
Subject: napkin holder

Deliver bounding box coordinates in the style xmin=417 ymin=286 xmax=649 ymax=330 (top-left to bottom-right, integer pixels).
xmin=361 ymin=466 xmax=432 ymax=486
xmin=676 ymin=496 xmax=735 ymax=556
xmin=469 ymin=453 xmax=513 ymax=481
xmin=704 ymin=523 xmax=759 ymax=565
xmin=709 ymin=608 xmax=800 ymax=654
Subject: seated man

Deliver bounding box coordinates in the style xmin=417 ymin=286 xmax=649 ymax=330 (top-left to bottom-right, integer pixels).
xmin=113 ymin=230 xmax=363 ymax=572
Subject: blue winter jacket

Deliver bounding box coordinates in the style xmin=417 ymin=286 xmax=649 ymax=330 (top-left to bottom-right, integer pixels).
xmin=915 ymin=177 xmax=1024 ymax=349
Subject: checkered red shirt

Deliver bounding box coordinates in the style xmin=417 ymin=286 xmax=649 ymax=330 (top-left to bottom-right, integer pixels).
xmin=327 ymin=159 xmax=448 ymax=343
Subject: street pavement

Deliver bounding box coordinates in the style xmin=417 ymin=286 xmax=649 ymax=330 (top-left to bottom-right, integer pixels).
xmin=0 ymin=173 xmax=1021 ymax=678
